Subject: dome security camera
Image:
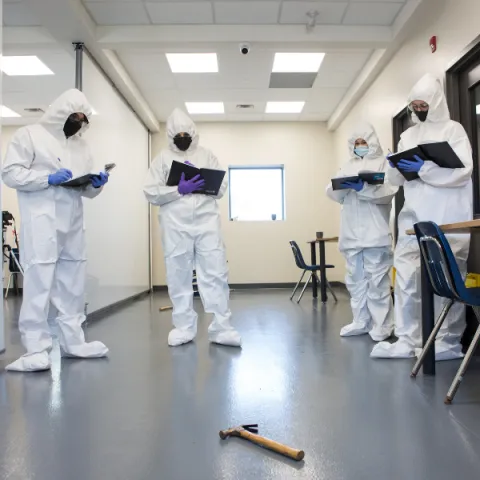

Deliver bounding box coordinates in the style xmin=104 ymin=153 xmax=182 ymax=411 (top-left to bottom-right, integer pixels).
xmin=239 ymin=43 xmax=251 ymax=55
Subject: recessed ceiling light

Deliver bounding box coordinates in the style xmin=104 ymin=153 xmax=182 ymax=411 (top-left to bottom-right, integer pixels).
xmin=185 ymin=102 xmax=225 ymax=115
xmin=272 ymin=53 xmax=325 ymax=73
xmin=1 ymin=56 xmax=54 ymax=76
xmin=265 ymin=102 xmax=305 ymax=114
xmin=166 ymin=53 xmax=218 ymax=73
xmin=1 ymin=106 xmax=21 ymax=118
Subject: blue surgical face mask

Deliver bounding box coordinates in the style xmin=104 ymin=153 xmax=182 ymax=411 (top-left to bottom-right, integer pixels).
xmin=354 ymin=147 xmax=369 ymax=158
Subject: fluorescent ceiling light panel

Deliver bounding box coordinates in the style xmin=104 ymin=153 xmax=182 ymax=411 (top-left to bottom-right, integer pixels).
xmin=1 ymin=56 xmax=54 ymax=76
xmin=272 ymin=53 xmax=325 ymax=73
xmin=1 ymin=106 xmax=21 ymax=118
xmin=265 ymin=102 xmax=305 ymax=114
xmin=476 ymin=104 xmax=480 ymax=115
xmin=186 ymin=102 xmax=224 ymax=115
xmin=166 ymin=53 xmax=218 ymax=73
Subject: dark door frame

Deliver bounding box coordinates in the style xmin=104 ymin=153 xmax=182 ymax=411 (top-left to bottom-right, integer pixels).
xmin=446 ymin=34 xmax=480 ymax=215
xmin=446 ymin=34 xmax=480 ymax=121
xmin=392 ymin=106 xmax=410 ymax=243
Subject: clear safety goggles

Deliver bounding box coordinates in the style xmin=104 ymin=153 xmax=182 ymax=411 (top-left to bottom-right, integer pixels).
xmin=408 ymin=102 xmax=429 ymax=112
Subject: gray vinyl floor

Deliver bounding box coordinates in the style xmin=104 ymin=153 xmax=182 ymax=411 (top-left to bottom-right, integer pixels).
xmin=1 ymin=289 xmax=480 ymax=480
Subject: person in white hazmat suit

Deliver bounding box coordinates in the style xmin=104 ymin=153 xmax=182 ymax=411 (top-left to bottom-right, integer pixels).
xmin=144 ymin=108 xmax=241 ymax=347
xmin=326 ymin=123 xmax=397 ymax=341
xmin=371 ymin=74 xmax=473 ymax=360
xmin=2 ymin=89 xmax=110 ymax=372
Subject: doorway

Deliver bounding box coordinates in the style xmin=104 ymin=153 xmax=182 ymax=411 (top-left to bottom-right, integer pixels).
xmin=392 ymin=107 xmax=413 ymax=243
xmin=446 ymin=35 xmax=480 ymax=352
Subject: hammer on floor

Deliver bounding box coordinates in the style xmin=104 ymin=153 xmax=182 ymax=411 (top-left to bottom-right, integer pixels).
xmin=219 ymin=424 xmax=305 ymax=461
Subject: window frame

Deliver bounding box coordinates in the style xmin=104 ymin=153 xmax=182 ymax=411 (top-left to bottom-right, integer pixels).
xmin=228 ymin=165 xmax=286 ymax=222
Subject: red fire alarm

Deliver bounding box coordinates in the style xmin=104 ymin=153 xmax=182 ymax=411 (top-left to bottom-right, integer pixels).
xmin=430 ymin=36 xmax=437 ymax=53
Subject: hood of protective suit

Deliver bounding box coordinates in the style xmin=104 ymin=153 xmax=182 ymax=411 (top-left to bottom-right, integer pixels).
xmin=340 ymin=122 xmax=386 ymax=175
xmin=408 ymin=74 xmax=450 ymax=124
xmin=166 ymin=108 xmax=199 ymax=153
xmin=40 ymin=89 xmax=93 ymax=135
xmin=347 ymin=122 xmax=384 ymax=160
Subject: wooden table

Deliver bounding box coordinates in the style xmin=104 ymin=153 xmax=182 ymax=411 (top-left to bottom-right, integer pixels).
xmin=406 ymin=219 xmax=480 ymax=375
xmin=307 ymin=237 xmax=339 ymax=302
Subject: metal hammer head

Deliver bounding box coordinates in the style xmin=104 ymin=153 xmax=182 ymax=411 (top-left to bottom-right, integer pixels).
xmin=219 ymin=424 xmax=258 ymax=439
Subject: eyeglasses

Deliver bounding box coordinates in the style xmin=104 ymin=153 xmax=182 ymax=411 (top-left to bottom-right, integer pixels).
xmin=409 ymin=102 xmax=429 ymax=112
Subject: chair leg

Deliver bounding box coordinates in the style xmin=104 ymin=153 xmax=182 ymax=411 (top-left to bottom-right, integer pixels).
xmin=297 ymin=273 xmax=313 ymax=304
xmin=411 ymin=299 xmax=453 ymax=378
xmin=290 ymin=270 xmax=307 ymax=301
xmin=4 ymin=274 xmax=12 ymax=299
xmin=326 ymin=280 xmax=338 ymax=303
xmin=445 ymin=306 xmax=480 ymax=404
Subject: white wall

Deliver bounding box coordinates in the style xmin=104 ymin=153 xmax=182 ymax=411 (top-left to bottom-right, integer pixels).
xmin=150 ymin=122 xmax=345 ymax=286
xmin=333 ymin=0 xmax=480 ymax=163
xmin=82 ymin=54 xmax=151 ymax=312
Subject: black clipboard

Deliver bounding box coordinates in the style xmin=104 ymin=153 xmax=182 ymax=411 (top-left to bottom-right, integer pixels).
xmin=331 ymin=172 xmax=385 ymax=191
xmin=166 ymin=161 xmax=225 ymax=196
xmin=61 ymin=163 xmax=116 ymax=187
xmin=388 ymin=142 xmax=464 ymax=181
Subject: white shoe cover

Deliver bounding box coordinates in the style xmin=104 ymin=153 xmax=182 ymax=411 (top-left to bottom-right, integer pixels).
xmin=340 ymin=323 xmax=369 ymax=337
xmin=209 ymin=329 xmax=242 ymax=347
xmin=168 ymin=328 xmax=196 ymax=347
xmin=414 ymin=343 xmax=465 ymax=362
xmin=61 ymin=341 xmax=109 ymax=358
xmin=6 ymin=351 xmax=51 ymax=372
xmin=370 ymin=339 xmax=415 ymax=358
xmin=369 ymin=330 xmax=393 ymax=342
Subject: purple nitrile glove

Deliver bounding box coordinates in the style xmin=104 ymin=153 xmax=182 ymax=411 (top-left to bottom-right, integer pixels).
xmin=397 ymin=155 xmax=424 ymax=173
xmin=185 ymin=161 xmax=195 ymax=167
xmin=386 ymin=152 xmax=395 ymax=169
xmin=48 ymin=168 xmax=73 ymax=185
xmin=178 ymin=173 xmax=205 ymax=195
xmin=342 ymin=179 xmax=364 ymax=192
xmin=91 ymin=172 xmax=109 ymax=188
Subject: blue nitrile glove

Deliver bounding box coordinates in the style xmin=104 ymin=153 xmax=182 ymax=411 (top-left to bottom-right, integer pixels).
xmin=48 ymin=168 xmax=73 ymax=185
xmin=386 ymin=152 xmax=395 ymax=169
xmin=91 ymin=172 xmax=109 ymax=188
xmin=342 ymin=179 xmax=364 ymax=192
xmin=397 ymin=155 xmax=424 ymax=173
xmin=178 ymin=173 xmax=205 ymax=195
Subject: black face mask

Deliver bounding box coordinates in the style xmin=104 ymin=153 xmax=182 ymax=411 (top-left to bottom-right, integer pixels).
xmin=415 ymin=110 xmax=428 ymax=122
xmin=64 ymin=114 xmax=85 ymax=138
xmin=174 ymin=135 xmax=192 ymax=152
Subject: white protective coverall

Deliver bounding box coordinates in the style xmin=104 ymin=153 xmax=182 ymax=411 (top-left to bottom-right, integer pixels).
xmin=2 ymin=89 xmax=109 ymax=372
xmin=327 ymin=123 xmax=397 ymax=341
xmin=371 ymin=74 xmax=473 ymax=360
xmin=144 ymin=109 xmax=241 ymax=347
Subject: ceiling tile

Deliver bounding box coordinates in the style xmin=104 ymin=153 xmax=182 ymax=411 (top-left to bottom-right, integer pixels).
xmin=145 ymin=2 xmax=214 ymax=24
xmin=314 ymin=51 xmax=372 ymax=88
xmin=84 ymin=2 xmax=150 ymax=25
xmin=280 ymin=2 xmax=348 ymax=25
xmin=343 ymin=2 xmax=403 ymax=26
xmin=269 ymin=72 xmax=317 ymax=89
xmin=305 ymin=87 xmax=346 ymax=114
xmin=117 ymin=51 xmax=177 ymax=90
xmin=214 ymin=2 xmax=280 ymax=25
xmin=3 ymin=3 xmax=40 ymax=26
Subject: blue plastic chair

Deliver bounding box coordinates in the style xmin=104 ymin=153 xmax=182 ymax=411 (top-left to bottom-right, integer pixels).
xmin=411 ymin=221 xmax=480 ymax=404
xmin=289 ymin=241 xmax=337 ymax=304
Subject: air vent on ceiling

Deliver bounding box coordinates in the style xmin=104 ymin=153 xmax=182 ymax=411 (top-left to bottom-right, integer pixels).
xmin=236 ymin=104 xmax=254 ymax=109
xmin=24 ymin=107 xmax=45 ymax=113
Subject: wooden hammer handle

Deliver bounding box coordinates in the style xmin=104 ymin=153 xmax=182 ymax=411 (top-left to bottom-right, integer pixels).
xmin=239 ymin=430 xmax=305 ymax=461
